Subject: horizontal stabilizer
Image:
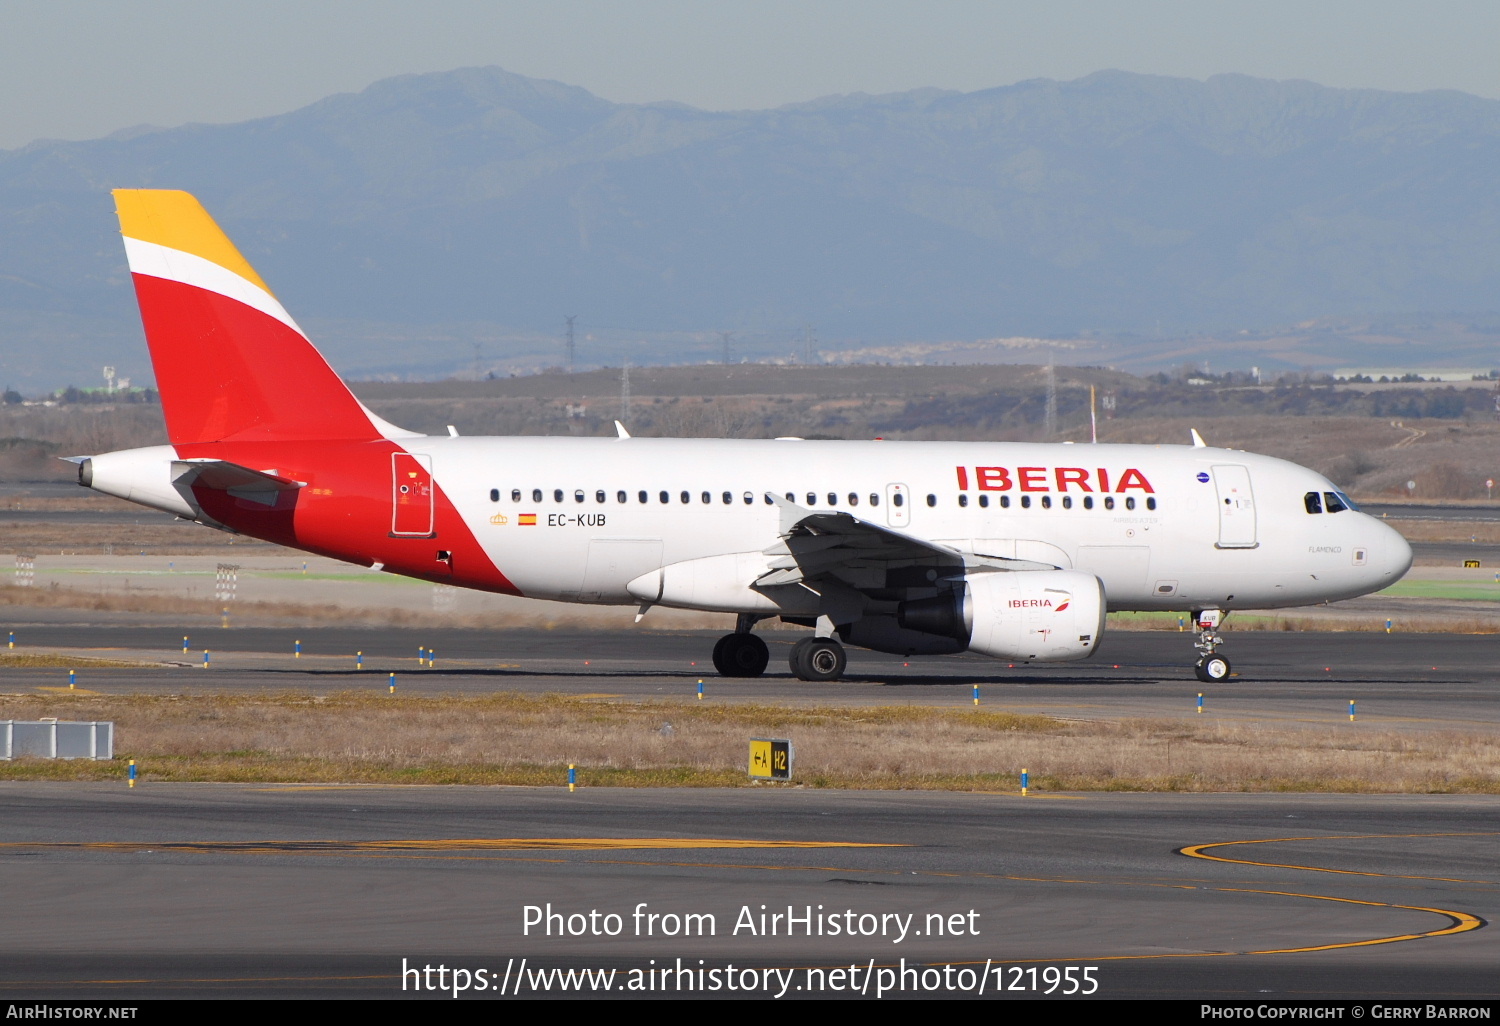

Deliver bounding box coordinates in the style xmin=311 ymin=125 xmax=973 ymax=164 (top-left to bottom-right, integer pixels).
xmin=172 ymin=459 xmax=303 ymax=507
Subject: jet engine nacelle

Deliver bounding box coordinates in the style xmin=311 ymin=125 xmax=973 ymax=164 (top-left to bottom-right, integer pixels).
xmin=890 ymin=569 xmax=1104 ymax=662
xmin=76 ymin=445 xmax=197 ymax=518
xmin=963 ymin=569 xmax=1104 ymax=661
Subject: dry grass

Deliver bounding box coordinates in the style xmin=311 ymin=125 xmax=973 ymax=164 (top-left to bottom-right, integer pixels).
xmin=1386 ymin=520 xmax=1500 ymax=544
xmin=0 ymin=582 xmax=734 ymax=630
xmin=0 ymin=691 xmax=1493 ymax=793
xmin=0 ymin=652 xmax=149 ymax=669
xmin=0 ymin=521 xmax=278 ymax=556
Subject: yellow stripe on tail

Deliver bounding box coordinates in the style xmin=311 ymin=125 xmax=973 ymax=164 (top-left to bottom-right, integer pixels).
xmin=113 ymin=189 xmax=274 ymax=295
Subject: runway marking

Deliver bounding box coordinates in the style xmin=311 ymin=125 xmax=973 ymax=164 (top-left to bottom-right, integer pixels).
xmin=0 ymin=837 xmax=902 ymax=854
xmin=34 ymin=686 xmax=102 ymax=694
xmin=1180 ymin=832 xmax=1500 ymax=884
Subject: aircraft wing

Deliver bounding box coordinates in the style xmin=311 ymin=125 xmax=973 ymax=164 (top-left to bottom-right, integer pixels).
xmin=755 ymin=494 xmax=1054 ymax=592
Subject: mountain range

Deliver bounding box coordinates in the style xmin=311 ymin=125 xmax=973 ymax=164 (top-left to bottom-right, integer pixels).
xmin=1 ymin=66 xmax=1498 ymax=390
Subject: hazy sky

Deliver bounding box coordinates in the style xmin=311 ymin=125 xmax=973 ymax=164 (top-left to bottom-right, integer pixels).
xmin=3 ymin=0 xmax=1499 ymax=150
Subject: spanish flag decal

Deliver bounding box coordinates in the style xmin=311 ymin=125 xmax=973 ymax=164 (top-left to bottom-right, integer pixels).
xmin=518 ymin=514 xmax=537 ymax=526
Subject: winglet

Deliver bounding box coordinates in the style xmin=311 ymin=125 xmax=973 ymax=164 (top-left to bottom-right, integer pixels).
xmin=615 ymin=420 xmax=631 ymax=439
xmin=1190 ymin=428 xmax=1207 ymax=448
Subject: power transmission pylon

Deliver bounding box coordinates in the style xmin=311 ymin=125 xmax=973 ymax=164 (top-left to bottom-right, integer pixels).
xmin=1044 ymin=354 xmax=1057 ymax=438
xmin=620 ymin=359 xmax=631 ymax=424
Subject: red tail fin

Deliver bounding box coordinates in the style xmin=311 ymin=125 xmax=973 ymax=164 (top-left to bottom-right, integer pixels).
xmin=114 ymin=189 xmax=396 ymax=445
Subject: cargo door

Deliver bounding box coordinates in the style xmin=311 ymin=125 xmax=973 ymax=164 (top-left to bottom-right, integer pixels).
xmin=1212 ymin=464 xmax=1257 ymax=549
xmin=580 ymin=540 xmax=663 ymax=603
xmin=1076 ymin=545 xmax=1150 ymax=604
xmin=391 ymin=452 xmax=435 ymax=537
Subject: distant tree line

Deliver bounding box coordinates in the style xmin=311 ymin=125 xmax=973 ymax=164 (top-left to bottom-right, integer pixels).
xmin=877 ymin=382 xmax=1496 ymax=435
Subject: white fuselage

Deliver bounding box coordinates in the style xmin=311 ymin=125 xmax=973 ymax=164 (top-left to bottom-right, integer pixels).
xmin=415 ymin=436 xmax=1411 ymax=613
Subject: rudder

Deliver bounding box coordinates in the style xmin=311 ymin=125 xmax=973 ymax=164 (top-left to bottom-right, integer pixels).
xmin=115 ymin=189 xmax=387 ymax=445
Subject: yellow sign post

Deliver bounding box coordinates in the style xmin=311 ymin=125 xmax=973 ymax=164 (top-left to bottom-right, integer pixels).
xmin=748 ymin=738 xmax=793 ymax=780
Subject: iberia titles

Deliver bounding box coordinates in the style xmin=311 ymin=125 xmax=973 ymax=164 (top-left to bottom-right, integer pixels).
xmin=955 ymin=466 xmax=1155 ymax=493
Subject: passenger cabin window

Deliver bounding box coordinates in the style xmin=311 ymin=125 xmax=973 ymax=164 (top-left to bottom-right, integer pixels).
xmin=533 ymin=489 xmax=543 ymax=503
xmin=722 ymin=491 xmax=732 ymax=505
xmin=638 ymin=491 xmax=648 ymax=503
xmin=1000 ymin=495 xmax=1010 ymax=508
xmin=1083 ymin=496 xmax=1093 ymax=509
xmin=926 ymin=494 xmax=936 ymax=507
xmin=1304 ymin=492 xmax=1323 ymax=514
xmin=511 ymin=489 xmax=521 ymax=502
xmin=1061 ymin=496 xmax=1072 ymax=509
xmin=828 ymin=493 xmax=838 ymax=506
xmin=744 ymin=491 xmax=754 ymax=505
xmin=893 ymin=493 xmax=904 ymax=507
xmin=958 ymin=494 xmax=969 ymax=507
xmin=574 ymin=490 xmax=585 ymax=503
xmin=1125 ymin=497 xmax=1136 ymax=510
xmin=701 ymin=491 xmax=711 ymax=504
xmin=1146 ymin=497 xmax=1157 ymax=511
xmin=616 ymin=490 xmax=627 ymax=503
xmin=1103 ymin=496 xmax=1114 ymax=510
xmin=807 ymin=492 xmax=817 ymax=506
xmin=659 ymin=491 xmax=670 ymax=504
xmin=869 ymin=494 xmax=880 ymax=507
xmin=681 ymin=491 xmax=691 ymax=504
xmin=1020 ymin=495 xmax=1031 ymax=509
xmin=1040 ymin=495 xmax=1052 ymax=509
xmin=553 ymin=489 xmax=564 ymax=503
xmin=596 ymin=490 xmax=606 ymax=503
xmin=1323 ymin=492 xmax=1347 ymax=513
xmin=489 ymin=489 xmax=500 ymax=502
xmin=848 ymin=493 xmax=859 ymax=506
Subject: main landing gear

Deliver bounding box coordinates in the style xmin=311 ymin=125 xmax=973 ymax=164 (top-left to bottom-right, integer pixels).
xmin=710 ymin=614 xmax=850 ymax=681
xmin=1192 ymin=608 xmax=1231 ymax=683
xmin=789 ymin=636 xmax=846 ymax=682
xmin=711 ymin=614 xmax=770 ymax=678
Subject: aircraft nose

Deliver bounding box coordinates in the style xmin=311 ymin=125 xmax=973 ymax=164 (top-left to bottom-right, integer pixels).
xmin=1368 ymin=516 xmax=1413 ymax=581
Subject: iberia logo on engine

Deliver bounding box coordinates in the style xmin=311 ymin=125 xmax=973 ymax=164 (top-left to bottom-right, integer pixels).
xmin=1009 ymin=598 xmax=1072 ymax=612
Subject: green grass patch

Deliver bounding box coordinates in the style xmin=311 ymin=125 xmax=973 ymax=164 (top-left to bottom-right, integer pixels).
xmin=1376 ymin=580 xmax=1500 ymax=602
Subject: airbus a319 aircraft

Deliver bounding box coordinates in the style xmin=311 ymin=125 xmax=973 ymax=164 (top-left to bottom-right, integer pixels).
xmin=78 ymin=190 xmax=1413 ymax=683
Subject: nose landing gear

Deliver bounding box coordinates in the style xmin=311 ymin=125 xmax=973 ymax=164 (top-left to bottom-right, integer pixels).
xmin=1192 ymin=608 xmax=1231 ymax=682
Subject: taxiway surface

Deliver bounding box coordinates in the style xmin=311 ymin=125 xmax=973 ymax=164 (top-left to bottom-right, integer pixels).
xmin=0 ymin=785 xmax=1494 ymax=1000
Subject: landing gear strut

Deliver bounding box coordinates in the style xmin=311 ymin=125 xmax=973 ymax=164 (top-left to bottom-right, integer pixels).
xmin=1192 ymin=608 xmax=1231 ymax=682
xmin=711 ymin=614 xmax=770 ymax=678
